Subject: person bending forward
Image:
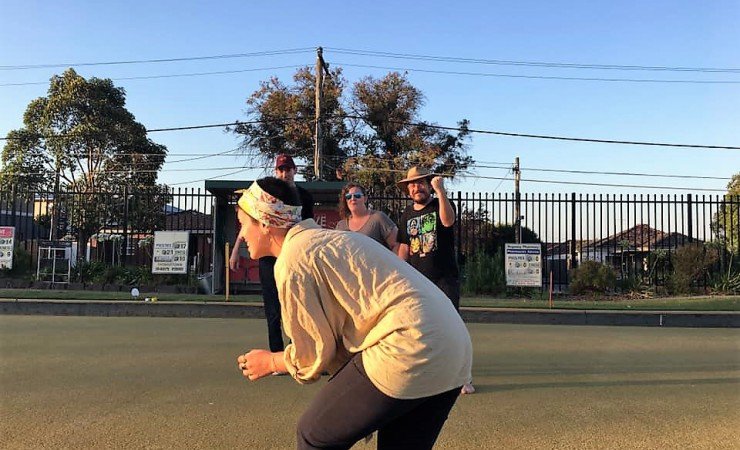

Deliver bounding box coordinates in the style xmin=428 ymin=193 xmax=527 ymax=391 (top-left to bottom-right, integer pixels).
xmin=235 ymin=177 xmax=473 ymax=450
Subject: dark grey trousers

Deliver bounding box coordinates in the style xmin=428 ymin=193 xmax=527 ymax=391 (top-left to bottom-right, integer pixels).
xmin=258 ymin=256 xmax=284 ymax=352
xmin=296 ymin=354 xmax=461 ymax=450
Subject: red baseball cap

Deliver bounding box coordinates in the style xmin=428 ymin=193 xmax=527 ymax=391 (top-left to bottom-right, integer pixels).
xmin=275 ymin=154 xmax=296 ymax=170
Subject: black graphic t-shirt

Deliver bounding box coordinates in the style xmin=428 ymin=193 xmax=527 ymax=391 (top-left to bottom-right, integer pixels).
xmin=398 ymin=198 xmax=458 ymax=282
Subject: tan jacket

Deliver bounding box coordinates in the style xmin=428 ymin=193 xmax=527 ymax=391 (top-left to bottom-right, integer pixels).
xmin=275 ymin=219 xmax=472 ymax=399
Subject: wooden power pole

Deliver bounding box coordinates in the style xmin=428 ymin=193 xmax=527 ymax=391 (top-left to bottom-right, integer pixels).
xmin=514 ymin=157 xmax=521 ymax=243
xmin=314 ymin=47 xmax=325 ymax=180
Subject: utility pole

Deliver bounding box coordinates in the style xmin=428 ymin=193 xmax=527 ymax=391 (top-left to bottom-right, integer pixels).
xmin=49 ymin=162 xmax=61 ymax=241
xmin=514 ymin=157 xmax=521 ymax=243
xmin=314 ymin=47 xmax=325 ymax=180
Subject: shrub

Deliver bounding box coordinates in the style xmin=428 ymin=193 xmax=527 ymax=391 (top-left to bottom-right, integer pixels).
xmin=463 ymin=250 xmax=506 ymax=295
xmin=667 ymin=243 xmax=719 ymax=294
xmin=0 ymin=244 xmax=33 ymax=278
xmin=710 ymin=255 xmax=740 ymax=295
xmin=73 ymin=261 xmax=108 ymax=283
xmin=569 ymin=260 xmax=616 ymax=294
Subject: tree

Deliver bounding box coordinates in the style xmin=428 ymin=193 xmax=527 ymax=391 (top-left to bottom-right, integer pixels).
xmin=230 ymin=66 xmax=347 ymax=181
xmin=712 ymin=172 xmax=740 ymax=254
xmin=0 ymin=68 xmax=168 ymax=253
xmin=344 ymin=72 xmax=472 ymax=194
xmin=232 ymin=68 xmax=473 ymax=190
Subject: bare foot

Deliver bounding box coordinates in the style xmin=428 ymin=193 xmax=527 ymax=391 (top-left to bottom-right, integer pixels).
xmin=461 ymin=383 xmax=475 ymax=394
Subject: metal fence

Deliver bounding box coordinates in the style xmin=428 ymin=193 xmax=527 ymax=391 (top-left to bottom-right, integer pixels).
xmin=372 ymin=192 xmax=739 ymax=289
xmin=0 ymin=187 xmax=214 ymax=278
xmin=1 ymin=186 xmax=738 ymax=289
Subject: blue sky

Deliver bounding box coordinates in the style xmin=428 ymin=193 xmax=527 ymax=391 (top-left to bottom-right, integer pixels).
xmin=1 ymin=0 xmax=738 ymax=195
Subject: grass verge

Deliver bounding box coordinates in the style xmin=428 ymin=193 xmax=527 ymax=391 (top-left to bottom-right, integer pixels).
xmin=0 ymin=289 xmax=738 ymax=311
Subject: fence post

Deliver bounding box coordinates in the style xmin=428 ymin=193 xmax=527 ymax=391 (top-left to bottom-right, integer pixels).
xmin=10 ymin=184 xmax=17 ymax=228
xmin=570 ymin=192 xmax=577 ymax=269
xmin=456 ymin=191 xmax=463 ymax=266
xmin=687 ymin=194 xmax=693 ymax=243
xmin=122 ymin=185 xmax=129 ymax=266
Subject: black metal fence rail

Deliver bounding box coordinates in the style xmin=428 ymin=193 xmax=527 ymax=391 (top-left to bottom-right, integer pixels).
xmin=1 ymin=187 xmax=738 ymax=289
xmin=0 ymin=187 xmax=214 ymax=276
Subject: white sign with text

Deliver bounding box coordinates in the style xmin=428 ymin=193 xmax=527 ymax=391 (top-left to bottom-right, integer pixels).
xmin=0 ymin=226 xmax=14 ymax=270
xmin=152 ymin=231 xmax=189 ymax=274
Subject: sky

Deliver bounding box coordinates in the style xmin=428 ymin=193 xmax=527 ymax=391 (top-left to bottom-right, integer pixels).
xmin=1 ymin=0 xmax=738 ymax=196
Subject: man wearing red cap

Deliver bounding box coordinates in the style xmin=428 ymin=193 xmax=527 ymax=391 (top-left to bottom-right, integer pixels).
xmin=230 ymin=154 xmax=313 ymax=355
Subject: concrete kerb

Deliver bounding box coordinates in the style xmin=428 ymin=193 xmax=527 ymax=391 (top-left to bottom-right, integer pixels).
xmin=1 ymin=299 xmax=738 ymax=328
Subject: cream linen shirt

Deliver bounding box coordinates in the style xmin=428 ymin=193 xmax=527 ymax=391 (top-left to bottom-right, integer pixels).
xmin=275 ymin=219 xmax=472 ymax=400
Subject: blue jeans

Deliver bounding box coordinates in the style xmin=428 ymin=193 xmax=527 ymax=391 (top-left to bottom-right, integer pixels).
xmin=258 ymin=256 xmax=284 ymax=352
xmin=297 ymin=354 xmax=461 ymax=449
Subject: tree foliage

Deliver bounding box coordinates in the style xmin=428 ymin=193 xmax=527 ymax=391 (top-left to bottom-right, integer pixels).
xmin=230 ymin=67 xmax=347 ymax=180
xmin=712 ymin=172 xmax=740 ymax=253
xmin=232 ymin=68 xmax=473 ymax=190
xmin=0 ymin=69 xmax=169 ymax=248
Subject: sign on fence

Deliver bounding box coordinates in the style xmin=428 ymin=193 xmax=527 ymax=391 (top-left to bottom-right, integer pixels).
xmin=505 ymin=243 xmax=542 ymax=287
xmin=152 ymin=231 xmax=189 ymax=274
xmin=0 ymin=226 xmax=15 ymax=270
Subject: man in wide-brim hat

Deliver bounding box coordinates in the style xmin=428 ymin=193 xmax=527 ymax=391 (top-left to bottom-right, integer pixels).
xmin=396 ymin=166 xmax=476 ymax=395
xmin=396 ymin=166 xmax=435 ymax=188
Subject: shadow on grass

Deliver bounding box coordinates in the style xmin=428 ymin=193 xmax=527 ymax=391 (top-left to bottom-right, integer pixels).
xmin=479 ymin=377 xmax=740 ymax=393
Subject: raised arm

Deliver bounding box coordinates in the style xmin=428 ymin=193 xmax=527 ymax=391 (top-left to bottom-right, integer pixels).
xmin=229 ymin=233 xmax=246 ymax=271
xmin=431 ymin=176 xmax=455 ymax=227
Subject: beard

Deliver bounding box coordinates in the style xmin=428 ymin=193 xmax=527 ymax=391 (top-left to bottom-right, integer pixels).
xmin=412 ymin=191 xmax=430 ymax=205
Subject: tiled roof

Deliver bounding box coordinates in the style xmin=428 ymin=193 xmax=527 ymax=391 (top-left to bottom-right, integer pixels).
xmin=164 ymin=210 xmax=212 ymax=232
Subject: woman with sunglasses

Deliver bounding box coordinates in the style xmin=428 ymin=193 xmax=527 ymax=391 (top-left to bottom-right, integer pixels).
xmin=335 ymin=183 xmax=399 ymax=252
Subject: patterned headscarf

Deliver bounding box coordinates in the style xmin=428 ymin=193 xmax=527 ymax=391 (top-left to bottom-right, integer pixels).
xmin=236 ymin=181 xmax=302 ymax=228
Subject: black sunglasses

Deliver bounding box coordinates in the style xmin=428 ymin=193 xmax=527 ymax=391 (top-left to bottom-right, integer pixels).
xmin=344 ymin=192 xmax=364 ymax=200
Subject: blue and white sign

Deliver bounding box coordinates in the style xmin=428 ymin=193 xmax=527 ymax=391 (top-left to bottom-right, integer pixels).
xmin=505 ymin=243 xmax=542 ymax=287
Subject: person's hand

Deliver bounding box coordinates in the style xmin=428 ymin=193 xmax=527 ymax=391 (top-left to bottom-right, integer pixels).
xmin=229 ymin=253 xmax=240 ymax=271
xmin=237 ymin=349 xmax=276 ymax=381
xmin=430 ymin=176 xmax=446 ymax=194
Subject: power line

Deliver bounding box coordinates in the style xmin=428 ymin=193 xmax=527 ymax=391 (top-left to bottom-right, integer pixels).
xmin=474 ymin=164 xmax=731 ymax=181
xmin=337 ymin=62 xmax=740 ymax=85
xmin=331 ymin=155 xmax=733 ymax=180
xmin=6 ymin=61 xmax=735 ymax=88
xmin=0 ymin=65 xmax=306 ymax=87
xmin=335 ymin=115 xmax=740 ymax=150
xmin=168 ymin=167 xmax=255 ymax=186
xmin=3 ymin=46 xmax=736 ymax=74
xmin=0 ymin=117 xmax=309 ymax=141
xmin=471 ymin=175 xmax=725 ymax=192
xmin=0 ymin=48 xmax=315 ymax=71
xmin=326 ymin=47 xmax=740 ymax=74
xmin=166 ymin=148 xmax=241 ymax=164
xmin=4 ymin=114 xmax=737 ymax=149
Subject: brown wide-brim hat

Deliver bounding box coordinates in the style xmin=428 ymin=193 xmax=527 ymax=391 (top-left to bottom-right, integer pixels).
xmin=396 ymin=166 xmax=435 ymax=188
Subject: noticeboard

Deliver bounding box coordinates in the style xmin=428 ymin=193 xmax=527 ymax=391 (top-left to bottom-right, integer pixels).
xmin=505 ymin=243 xmax=542 ymax=287
xmin=152 ymin=231 xmax=189 ymax=274
xmin=0 ymin=226 xmax=14 ymax=270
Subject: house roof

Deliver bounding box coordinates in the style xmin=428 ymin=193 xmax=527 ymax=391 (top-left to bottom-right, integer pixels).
xmin=588 ymin=224 xmax=697 ymax=251
xmin=546 ymin=240 xmax=590 ymax=255
xmin=164 ymin=210 xmax=212 ymax=233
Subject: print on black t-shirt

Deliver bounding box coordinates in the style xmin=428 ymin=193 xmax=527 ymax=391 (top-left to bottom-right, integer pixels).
xmin=407 ymin=211 xmax=438 ymax=257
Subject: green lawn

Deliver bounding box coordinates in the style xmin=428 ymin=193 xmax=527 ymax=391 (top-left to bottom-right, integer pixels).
xmin=1 ymin=316 xmax=738 ymax=449
xmin=0 ymin=288 xmax=738 ymax=311
xmin=462 ymin=295 xmax=740 ymax=311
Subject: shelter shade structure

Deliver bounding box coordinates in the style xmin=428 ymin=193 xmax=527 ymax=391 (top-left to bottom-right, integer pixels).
xmin=205 ymin=179 xmax=345 ymax=295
